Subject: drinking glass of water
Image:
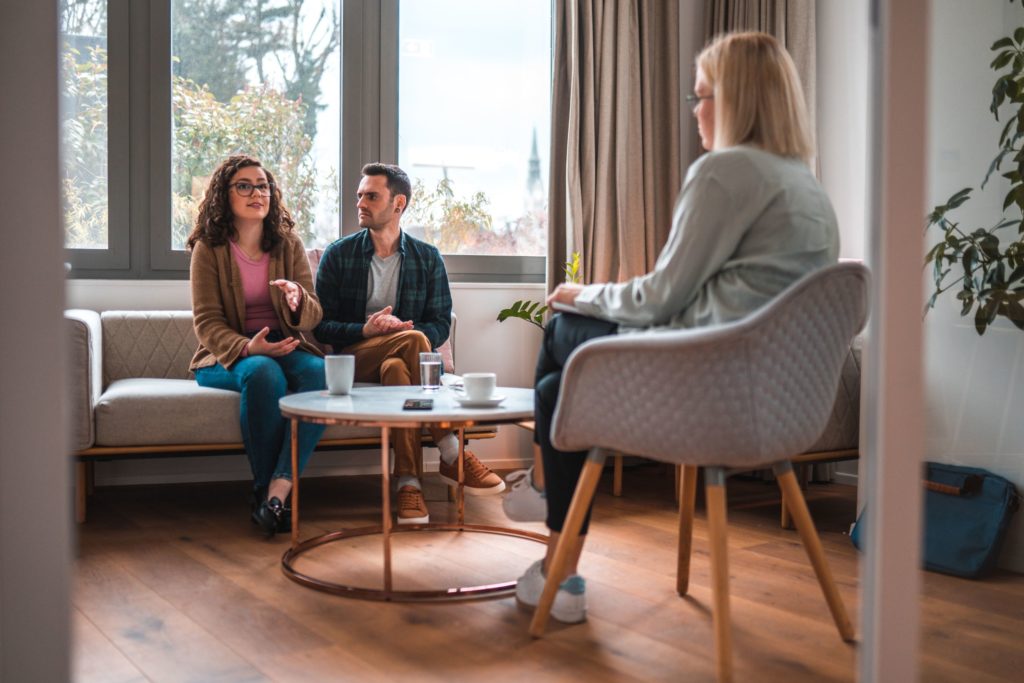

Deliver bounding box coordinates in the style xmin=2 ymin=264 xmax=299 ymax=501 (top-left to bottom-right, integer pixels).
xmin=419 ymin=351 xmax=443 ymax=392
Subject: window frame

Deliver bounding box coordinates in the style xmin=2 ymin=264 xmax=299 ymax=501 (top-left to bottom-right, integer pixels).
xmin=64 ymin=0 xmax=546 ymax=283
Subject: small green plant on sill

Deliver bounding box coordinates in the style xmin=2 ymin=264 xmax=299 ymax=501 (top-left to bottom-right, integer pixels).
xmin=925 ymin=1 xmax=1024 ymax=335
xmin=497 ymin=252 xmax=581 ymax=330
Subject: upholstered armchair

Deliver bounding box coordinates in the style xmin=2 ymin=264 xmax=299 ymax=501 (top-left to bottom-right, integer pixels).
xmin=528 ymin=262 xmax=869 ymax=682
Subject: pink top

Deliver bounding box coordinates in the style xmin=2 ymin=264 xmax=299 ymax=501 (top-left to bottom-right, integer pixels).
xmin=229 ymin=241 xmax=278 ymax=338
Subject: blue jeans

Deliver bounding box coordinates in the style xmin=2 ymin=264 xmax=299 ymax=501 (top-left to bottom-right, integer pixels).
xmin=195 ymin=348 xmax=326 ymax=494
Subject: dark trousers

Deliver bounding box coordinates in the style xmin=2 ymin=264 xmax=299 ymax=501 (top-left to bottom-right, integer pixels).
xmin=535 ymin=313 xmax=618 ymax=534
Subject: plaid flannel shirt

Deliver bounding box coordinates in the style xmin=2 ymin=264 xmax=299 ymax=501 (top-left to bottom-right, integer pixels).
xmin=313 ymin=229 xmax=452 ymax=350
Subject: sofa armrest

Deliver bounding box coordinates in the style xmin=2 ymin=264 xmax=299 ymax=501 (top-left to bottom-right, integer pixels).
xmin=66 ymin=309 xmax=102 ymax=451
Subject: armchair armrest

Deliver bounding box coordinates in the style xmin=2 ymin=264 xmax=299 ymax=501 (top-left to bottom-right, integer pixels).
xmin=65 ymin=309 xmax=102 ymax=451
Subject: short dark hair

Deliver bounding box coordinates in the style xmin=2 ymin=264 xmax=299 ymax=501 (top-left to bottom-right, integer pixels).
xmin=361 ymin=162 xmax=412 ymax=211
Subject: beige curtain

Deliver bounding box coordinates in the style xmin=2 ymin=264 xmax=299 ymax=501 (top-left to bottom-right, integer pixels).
xmin=547 ymin=0 xmax=682 ymax=290
xmin=704 ymin=0 xmax=817 ymax=140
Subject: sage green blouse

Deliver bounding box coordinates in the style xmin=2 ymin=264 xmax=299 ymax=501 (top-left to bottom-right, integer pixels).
xmin=574 ymin=145 xmax=840 ymax=331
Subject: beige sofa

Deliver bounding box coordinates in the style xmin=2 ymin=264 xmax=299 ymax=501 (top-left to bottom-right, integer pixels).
xmin=66 ymin=309 xmax=493 ymax=522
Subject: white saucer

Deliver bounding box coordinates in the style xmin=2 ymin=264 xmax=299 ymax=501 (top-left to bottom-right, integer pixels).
xmin=453 ymin=394 xmax=507 ymax=408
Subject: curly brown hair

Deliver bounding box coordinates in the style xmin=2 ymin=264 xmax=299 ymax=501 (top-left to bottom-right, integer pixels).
xmin=185 ymin=154 xmax=295 ymax=252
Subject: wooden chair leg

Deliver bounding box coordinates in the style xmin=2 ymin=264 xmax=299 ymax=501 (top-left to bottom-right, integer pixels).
xmin=674 ymin=464 xmax=682 ymax=502
xmin=677 ymin=465 xmax=698 ymax=596
xmin=529 ymin=449 xmax=607 ymax=638
xmin=612 ymin=453 xmax=623 ymax=497
xmin=705 ymin=467 xmax=733 ymax=683
xmin=780 ymin=494 xmax=793 ymax=529
xmin=774 ymin=462 xmax=855 ymax=642
xmin=75 ymin=462 xmax=87 ymax=524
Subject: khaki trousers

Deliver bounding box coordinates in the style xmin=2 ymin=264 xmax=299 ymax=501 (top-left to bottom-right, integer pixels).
xmin=340 ymin=330 xmax=449 ymax=478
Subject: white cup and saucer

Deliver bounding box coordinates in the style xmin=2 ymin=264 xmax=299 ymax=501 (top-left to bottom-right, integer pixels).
xmin=453 ymin=372 xmax=506 ymax=408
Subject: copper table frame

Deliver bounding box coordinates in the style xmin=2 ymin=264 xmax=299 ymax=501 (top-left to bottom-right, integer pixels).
xmin=279 ymin=406 xmax=547 ymax=602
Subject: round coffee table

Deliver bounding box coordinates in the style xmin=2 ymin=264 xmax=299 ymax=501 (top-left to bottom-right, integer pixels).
xmin=278 ymin=384 xmax=545 ymax=602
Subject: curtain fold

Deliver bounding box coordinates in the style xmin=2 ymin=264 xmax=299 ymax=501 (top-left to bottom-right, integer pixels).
xmin=547 ymin=0 xmax=681 ymax=290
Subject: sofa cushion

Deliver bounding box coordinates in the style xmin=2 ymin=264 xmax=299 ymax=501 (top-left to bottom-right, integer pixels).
xmin=803 ymin=337 xmax=862 ymax=453
xmin=94 ymin=378 xmax=381 ymax=447
xmin=102 ymin=311 xmax=196 ymax=384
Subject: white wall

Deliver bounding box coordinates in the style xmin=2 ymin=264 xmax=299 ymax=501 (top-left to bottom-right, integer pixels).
xmin=67 ymin=280 xmax=543 ymax=485
xmin=925 ymin=0 xmax=1024 ymax=571
xmin=816 ymin=1 xmax=871 ymax=487
xmin=817 ymin=0 xmax=870 ymax=262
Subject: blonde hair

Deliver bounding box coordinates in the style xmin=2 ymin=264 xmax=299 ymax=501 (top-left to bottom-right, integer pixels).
xmin=697 ymin=32 xmax=813 ymax=163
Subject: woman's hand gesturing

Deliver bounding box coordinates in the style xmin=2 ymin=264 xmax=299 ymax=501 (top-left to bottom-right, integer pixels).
xmin=270 ymin=279 xmax=303 ymax=312
xmin=246 ymin=327 xmax=300 ymax=357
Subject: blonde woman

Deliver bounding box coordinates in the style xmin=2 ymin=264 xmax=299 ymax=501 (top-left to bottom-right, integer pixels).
xmin=511 ymin=32 xmax=840 ymax=623
xmin=187 ymin=154 xmax=326 ymax=537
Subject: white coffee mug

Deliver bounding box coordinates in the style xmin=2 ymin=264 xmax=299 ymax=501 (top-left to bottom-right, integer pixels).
xmin=462 ymin=372 xmax=497 ymax=401
xmin=325 ymin=354 xmax=355 ymax=395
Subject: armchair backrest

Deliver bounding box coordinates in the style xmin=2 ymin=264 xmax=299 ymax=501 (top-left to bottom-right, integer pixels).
xmin=550 ymin=262 xmax=869 ymax=468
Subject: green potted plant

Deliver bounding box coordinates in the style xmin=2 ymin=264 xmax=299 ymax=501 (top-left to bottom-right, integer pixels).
xmin=925 ymin=3 xmax=1024 ymax=334
xmin=497 ymin=252 xmax=581 ymax=329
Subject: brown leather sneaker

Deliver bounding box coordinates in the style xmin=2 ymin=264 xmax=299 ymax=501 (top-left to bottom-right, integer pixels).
xmin=397 ymin=485 xmax=429 ymax=525
xmin=438 ymin=450 xmax=507 ymax=496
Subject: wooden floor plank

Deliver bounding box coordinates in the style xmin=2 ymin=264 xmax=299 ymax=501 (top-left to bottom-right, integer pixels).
xmin=71 ymin=607 xmax=149 ymax=683
xmin=73 ymin=468 xmax=1022 ymax=683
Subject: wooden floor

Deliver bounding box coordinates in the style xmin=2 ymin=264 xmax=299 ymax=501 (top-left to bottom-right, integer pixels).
xmin=73 ymin=464 xmax=1024 ymax=683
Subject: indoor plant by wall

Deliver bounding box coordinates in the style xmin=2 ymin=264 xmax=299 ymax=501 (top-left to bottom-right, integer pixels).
xmin=925 ymin=1 xmax=1024 ymax=334
xmin=496 ymin=252 xmax=581 ymax=329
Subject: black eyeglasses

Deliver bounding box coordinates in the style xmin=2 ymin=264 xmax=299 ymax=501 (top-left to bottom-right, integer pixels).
xmin=230 ymin=181 xmax=274 ymax=197
xmin=685 ymin=94 xmax=713 ymax=110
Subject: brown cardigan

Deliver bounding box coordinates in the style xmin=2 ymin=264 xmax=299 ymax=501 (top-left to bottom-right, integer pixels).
xmin=188 ymin=232 xmax=324 ymax=371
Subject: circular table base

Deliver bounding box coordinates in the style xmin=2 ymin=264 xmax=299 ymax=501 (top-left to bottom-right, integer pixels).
xmin=281 ymin=523 xmax=549 ymax=602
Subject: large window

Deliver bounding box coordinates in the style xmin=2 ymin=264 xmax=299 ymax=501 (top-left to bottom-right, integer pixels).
xmin=61 ymin=0 xmax=549 ymax=280
xmin=397 ymin=0 xmax=551 ymax=257
xmin=59 ymin=0 xmax=109 ymax=250
xmin=170 ymin=0 xmax=341 ymax=251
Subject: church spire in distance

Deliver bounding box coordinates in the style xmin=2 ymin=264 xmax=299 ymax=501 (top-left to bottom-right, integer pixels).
xmin=526 ymin=127 xmax=544 ymax=211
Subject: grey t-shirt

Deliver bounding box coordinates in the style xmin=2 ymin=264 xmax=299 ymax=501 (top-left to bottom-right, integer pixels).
xmin=575 ymin=145 xmax=840 ymax=331
xmin=366 ymin=252 xmax=402 ymax=317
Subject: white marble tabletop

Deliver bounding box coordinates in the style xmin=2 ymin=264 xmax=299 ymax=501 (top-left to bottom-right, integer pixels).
xmin=279 ymin=384 xmax=534 ymax=425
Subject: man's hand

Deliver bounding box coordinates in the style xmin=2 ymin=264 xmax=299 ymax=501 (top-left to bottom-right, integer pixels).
xmin=246 ymin=327 xmax=300 ymax=357
xmin=362 ymin=305 xmax=415 ymax=337
xmin=270 ymin=279 xmax=303 ymax=312
xmin=546 ymin=283 xmax=584 ymax=308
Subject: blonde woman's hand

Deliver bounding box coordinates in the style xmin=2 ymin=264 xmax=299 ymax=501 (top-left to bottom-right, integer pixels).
xmin=246 ymin=327 xmax=300 ymax=357
xmin=546 ymin=283 xmax=584 ymax=308
xmin=270 ymin=279 xmax=303 ymax=312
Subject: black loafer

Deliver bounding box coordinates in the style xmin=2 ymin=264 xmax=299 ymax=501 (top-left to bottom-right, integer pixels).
xmin=252 ymin=496 xmax=286 ymax=537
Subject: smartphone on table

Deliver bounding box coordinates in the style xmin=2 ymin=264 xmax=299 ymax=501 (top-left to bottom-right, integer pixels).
xmin=403 ymin=398 xmax=434 ymax=410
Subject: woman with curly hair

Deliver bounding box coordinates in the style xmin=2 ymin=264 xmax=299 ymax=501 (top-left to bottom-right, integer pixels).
xmin=186 ymin=154 xmax=326 ymax=536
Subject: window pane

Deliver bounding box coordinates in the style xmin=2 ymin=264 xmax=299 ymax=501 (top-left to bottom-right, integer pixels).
xmin=60 ymin=0 xmax=109 ymax=250
xmin=398 ymin=0 xmax=551 ymax=256
xmin=170 ymin=0 xmax=341 ymax=250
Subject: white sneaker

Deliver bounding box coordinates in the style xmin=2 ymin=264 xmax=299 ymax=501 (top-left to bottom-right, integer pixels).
xmin=515 ymin=559 xmax=587 ymax=624
xmin=503 ymin=467 xmax=547 ymax=522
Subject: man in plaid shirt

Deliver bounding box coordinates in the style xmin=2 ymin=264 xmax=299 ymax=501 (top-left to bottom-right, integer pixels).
xmin=315 ymin=163 xmax=505 ymax=524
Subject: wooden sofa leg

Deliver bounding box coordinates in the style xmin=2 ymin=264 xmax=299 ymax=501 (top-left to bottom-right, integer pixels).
xmin=75 ymin=462 xmax=87 ymax=524
xmin=677 ymin=465 xmax=698 ymax=596
xmin=780 ymin=496 xmax=793 ymax=529
xmin=613 ymin=453 xmax=623 ymax=496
